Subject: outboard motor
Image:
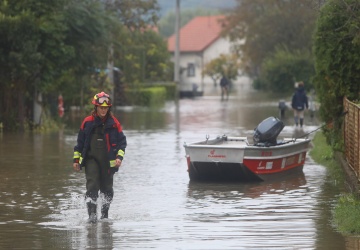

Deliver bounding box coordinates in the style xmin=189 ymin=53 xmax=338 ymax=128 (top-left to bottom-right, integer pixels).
xmin=253 ymin=117 xmax=285 ymax=146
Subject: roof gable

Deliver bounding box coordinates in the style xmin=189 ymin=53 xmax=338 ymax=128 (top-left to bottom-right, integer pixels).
xmin=168 ymin=15 xmax=226 ymax=53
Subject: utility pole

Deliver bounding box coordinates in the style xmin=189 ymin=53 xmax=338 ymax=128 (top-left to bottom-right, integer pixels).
xmin=174 ymin=0 xmax=180 ymax=90
xmin=107 ymin=43 xmax=115 ymax=113
xmin=174 ymin=0 xmax=180 ymax=133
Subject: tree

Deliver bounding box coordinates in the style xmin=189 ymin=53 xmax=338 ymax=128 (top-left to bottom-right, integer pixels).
xmin=257 ymin=47 xmax=315 ymax=92
xmin=103 ymin=0 xmax=159 ymax=31
xmin=203 ymin=54 xmax=241 ymax=86
xmin=224 ymin=0 xmax=320 ymax=77
xmin=0 ymin=0 xmax=112 ymax=130
xmin=0 ymin=0 xmax=72 ymax=130
xmin=313 ymin=0 xmax=360 ymax=149
xmin=0 ymin=0 xmax=171 ymax=131
xmin=59 ymin=0 xmax=112 ymax=109
xmin=105 ymin=0 xmax=172 ymax=84
xmin=112 ymin=29 xmax=172 ymax=85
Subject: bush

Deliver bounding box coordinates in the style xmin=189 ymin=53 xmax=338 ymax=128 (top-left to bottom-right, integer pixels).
xmin=313 ymin=0 xmax=360 ymax=149
xmin=125 ymin=86 xmax=166 ymax=106
xmin=259 ymin=47 xmax=315 ymax=93
xmin=150 ymin=82 xmax=177 ymax=100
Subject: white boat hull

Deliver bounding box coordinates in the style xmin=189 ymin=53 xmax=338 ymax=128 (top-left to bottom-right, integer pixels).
xmin=184 ymin=136 xmax=311 ymax=181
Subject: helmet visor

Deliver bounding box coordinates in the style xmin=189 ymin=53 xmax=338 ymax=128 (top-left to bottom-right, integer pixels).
xmin=98 ymin=96 xmax=110 ymax=105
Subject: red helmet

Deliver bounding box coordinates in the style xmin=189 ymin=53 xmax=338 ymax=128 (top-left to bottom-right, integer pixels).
xmin=92 ymin=92 xmax=112 ymax=107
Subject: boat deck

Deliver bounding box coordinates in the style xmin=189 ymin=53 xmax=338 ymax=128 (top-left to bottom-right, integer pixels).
xmin=185 ymin=136 xmax=303 ymax=149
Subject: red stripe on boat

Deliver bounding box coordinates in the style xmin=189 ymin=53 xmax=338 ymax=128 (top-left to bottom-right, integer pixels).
xmin=243 ymin=152 xmax=306 ymax=174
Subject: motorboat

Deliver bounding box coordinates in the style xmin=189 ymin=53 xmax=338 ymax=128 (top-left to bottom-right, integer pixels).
xmin=183 ymin=117 xmax=312 ymax=181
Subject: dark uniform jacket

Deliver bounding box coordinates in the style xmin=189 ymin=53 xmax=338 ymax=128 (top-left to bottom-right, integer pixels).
xmin=73 ymin=114 xmax=127 ymax=172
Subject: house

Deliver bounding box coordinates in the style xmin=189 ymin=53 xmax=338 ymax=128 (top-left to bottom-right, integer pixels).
xmin=167 ymin=15 xmax=239 ymax=96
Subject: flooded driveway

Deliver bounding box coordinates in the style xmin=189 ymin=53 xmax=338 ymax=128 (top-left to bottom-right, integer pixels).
xmin=0 ymin=83 xmax=354 ymax=249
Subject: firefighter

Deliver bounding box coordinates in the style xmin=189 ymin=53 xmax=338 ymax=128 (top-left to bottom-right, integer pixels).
xmin=73 ymin=91 xmax=127 ymax=223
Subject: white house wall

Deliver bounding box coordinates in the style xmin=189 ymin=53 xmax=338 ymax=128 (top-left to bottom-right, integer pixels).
xmin=171 ymin=37 xmax=240 ymax=94
xmin=176 ymin=53 xmax=200 ymax=92
xmin=202 ymin=38 xmax=234 ymax=93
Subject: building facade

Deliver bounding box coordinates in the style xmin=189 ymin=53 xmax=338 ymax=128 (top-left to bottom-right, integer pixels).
xmin=168 ymin=15 xmax=242 ymax=95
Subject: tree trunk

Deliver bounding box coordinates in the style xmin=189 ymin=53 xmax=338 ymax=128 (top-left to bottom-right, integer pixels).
xmin=17 ymin=81 xmax=26 ymax=131
xmin=33 ymin=90 xmax=43 ymax=127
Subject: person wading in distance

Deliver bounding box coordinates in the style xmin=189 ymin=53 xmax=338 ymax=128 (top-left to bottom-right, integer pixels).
xmin=291 ymin=81 xmax=309 ymax=128
xmin=220 ymin=75 xmax=230 ymax=101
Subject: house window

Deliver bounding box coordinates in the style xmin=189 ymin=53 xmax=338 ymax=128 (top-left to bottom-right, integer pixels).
xmin=187 ymin=63 xmax=195 ymax=77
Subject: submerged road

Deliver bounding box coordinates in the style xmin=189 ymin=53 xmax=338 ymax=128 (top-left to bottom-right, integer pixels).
xmin=0 ymin=82 xmax=354 ymax=249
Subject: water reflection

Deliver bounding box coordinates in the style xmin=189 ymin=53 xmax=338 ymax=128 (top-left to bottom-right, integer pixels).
xmin=75 ymin=221 xmax=114 ymax=249
xmin=184 ymin=173 xmax=317 ymax=249
xmin=187 ymin=172 xmax=307 ymax=200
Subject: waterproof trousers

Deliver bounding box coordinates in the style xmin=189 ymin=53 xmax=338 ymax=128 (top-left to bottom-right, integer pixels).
xmin=85 ymin=158 xmax=114 ymax=204
xmin=85 ymin=125 xmax=114 ymax=219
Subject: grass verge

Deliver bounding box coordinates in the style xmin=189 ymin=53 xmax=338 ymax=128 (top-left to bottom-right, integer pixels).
xmin=310 ymin=131 xmax=360 ymax=235
xmin=333 ymin=193 xmax=360 ymax=234
xmin=310 ymin=131 xmax=344 ymax=179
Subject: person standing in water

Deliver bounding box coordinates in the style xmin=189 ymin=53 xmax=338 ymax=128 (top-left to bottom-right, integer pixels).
xmin=220 ymin=75 xmax=230 ymax=101
xmin=291 ymin=81 xmax=308 ymax=128
xmin=278 ymin=99 xmax=287 ymax=120
xmin=73 ymin=91 xmax=127 ymax=223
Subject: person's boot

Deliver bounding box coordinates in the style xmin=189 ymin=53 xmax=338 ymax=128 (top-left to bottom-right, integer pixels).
xmin=300 ymin=118 xmax=304 ymax=128
xmin=294 ymin=117 xmax=299 ymax=127
xmin=101 ymin=203 xmax=110 ymax=219
xmin=87 ymin=202 xmax=97 ymax=223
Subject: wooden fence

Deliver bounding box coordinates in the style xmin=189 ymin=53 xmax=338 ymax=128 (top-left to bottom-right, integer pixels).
xmin=343 ymin=97 xmax=360 ymax=178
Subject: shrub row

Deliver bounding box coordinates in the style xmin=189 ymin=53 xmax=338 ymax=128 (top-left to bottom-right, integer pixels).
xmin=124 ymin=82 xmax=176 ymax=106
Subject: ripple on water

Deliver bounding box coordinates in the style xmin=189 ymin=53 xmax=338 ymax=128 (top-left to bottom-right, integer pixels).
xmin=38 ymin=164 xmax=325 ymax=249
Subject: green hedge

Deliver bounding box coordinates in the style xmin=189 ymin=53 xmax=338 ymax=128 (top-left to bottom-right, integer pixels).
xmin=123 ymin=82 xmax=177 ymax=106
xmin=125 ymin=86 xmax=167 ymax=106
xmin=163 ymin=83 xmax=177 ymax=100
xmin=148 ymin=82 xmax=177 ymax=100
xmin=313 ymin=0 xmax=360 ymax=149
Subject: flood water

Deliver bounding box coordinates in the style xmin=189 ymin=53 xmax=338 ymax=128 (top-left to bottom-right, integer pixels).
xmin=0 ymin=82 xmax=357 ymax=249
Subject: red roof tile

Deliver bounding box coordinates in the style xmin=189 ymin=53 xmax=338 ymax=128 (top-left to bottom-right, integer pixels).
xmin=168 ymin=15 xmax=226 ymax=53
